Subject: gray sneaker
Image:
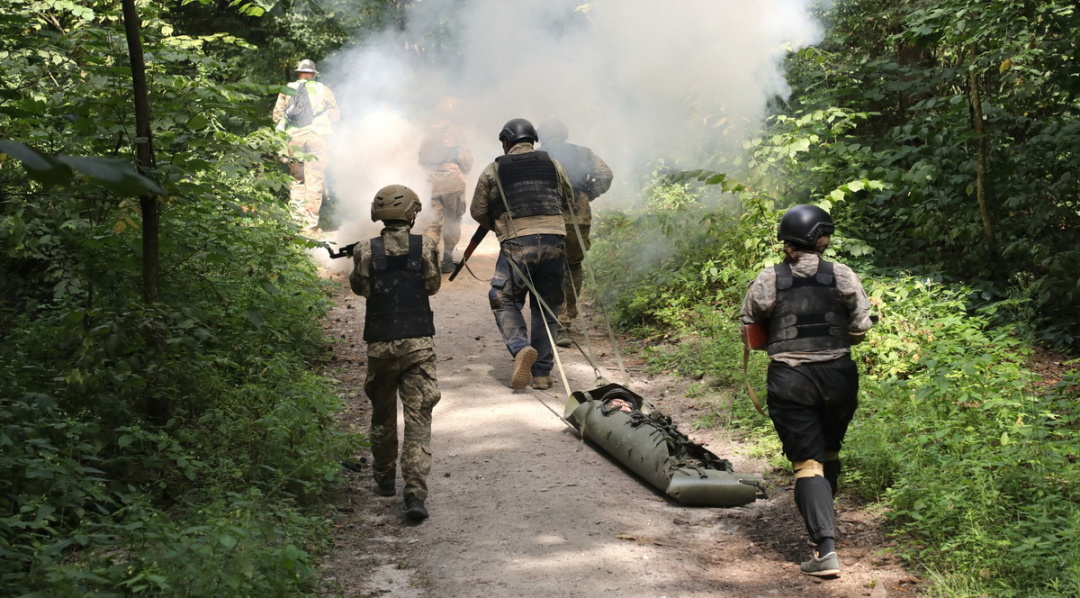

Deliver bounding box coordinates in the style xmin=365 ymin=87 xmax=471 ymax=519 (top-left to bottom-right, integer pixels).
xmin=800 ymin=551 xmax=840 ymax=577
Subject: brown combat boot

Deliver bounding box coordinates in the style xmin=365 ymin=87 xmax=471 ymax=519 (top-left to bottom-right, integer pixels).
xmin=531 ymin=375 xmax=553 ymax=390
xmin=511 ymin=346 xmax=537 ymax=390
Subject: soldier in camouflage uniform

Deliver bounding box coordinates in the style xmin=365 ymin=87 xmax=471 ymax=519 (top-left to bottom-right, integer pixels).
xmin=272 ymin=59 xmax=340 ymax=231
xmin=419 ymin=97 xmax=474 ymax=273
xmin=469 ymin=118 xmax=575 ymax=391
xmin=739 ymin=205 xmax=874 ymax=577
xmin=350 ymin=184 xmax=442 ymax=522
xmin=537 ymin=120 xmax=613 ymax=347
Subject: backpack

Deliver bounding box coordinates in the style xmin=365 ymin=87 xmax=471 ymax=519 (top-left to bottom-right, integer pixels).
xmin=284 ymin=82 xmax=314 ymax=128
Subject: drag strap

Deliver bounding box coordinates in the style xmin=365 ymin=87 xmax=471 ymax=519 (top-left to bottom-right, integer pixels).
xmin=743 ymin=344 xmax=767 ymax=417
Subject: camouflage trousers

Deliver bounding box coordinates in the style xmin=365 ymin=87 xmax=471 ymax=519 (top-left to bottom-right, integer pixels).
xmin=285 ymin=129 xmax=328 ymax=228
xmin=559 ymin=224 xmax=591 ymax=329
xmin=365 ymin=347 xmax=441 ymax=500
xmin=424 ymin=190 xmax=466 ymax=264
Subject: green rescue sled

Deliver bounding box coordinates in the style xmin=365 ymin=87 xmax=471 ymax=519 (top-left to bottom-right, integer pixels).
xmin=564 ymin=383 xmax=765 ymax=507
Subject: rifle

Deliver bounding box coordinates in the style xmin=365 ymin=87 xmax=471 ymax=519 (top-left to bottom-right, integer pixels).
xmin=448 ymin=226 xmax=489 ymax=281
xmin=326 ymin=241 xmax=359 ymax=259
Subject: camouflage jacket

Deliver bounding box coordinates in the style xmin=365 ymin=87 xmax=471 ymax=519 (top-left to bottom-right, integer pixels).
xmin=418 ymin=119 xmax=474 ymax=195
xmin=542 ymin=140 xmax=613 ymax=228
xmin=272 ymin=80 xmax=340 ymax=137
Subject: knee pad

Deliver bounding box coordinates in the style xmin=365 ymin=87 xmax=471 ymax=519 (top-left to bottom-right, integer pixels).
xmin=793 ymin=459 xmax=825 ymax=479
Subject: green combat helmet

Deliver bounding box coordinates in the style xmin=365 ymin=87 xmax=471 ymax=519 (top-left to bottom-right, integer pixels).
xmin=371 ymin=184 xmax=422 ymax=224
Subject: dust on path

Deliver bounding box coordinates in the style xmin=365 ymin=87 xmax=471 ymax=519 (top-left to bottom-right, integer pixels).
xmin=315 ymin=224 xmax=922 ymax=598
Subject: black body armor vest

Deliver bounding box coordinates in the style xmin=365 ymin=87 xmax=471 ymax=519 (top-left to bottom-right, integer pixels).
xmin=363 ymin=235 xmax=436 ymax=342
xmin=544 ymin=143 xmax=589 ymax=196
xmin=766 ymin=259 xmax=850 ymax=355
xmin=492 ymin=151 xmax=562 ymax=219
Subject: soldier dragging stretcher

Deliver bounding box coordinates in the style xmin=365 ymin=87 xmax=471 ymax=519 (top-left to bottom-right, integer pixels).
xmin=350 ymin=185 xmax=442 ymax=522
xmin=469 ymin=118 xmax=575 ymax=391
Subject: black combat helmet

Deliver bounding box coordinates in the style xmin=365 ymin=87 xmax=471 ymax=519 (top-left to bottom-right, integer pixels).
xmin=498 ymin=118 xmax=537 ymax=145
xmin=777 ymin=204 xmax=835 ymax=248
xmin=538 ymin=119 xmax=568 ymax=145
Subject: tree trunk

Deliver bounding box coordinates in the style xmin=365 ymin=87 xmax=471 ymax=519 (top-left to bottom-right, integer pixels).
xmin=967 ymin=45 xmax=997 ymax=253
xmin=121 ymin=0 xmax=168 ymax=424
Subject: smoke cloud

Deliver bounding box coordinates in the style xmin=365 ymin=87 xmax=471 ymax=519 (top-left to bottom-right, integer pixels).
xmin=317 ymin=0 xmax=823 ymax=254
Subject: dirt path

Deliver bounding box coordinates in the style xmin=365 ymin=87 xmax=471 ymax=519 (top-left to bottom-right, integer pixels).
xmin=314 ymin=224 xmax=922 ymax=598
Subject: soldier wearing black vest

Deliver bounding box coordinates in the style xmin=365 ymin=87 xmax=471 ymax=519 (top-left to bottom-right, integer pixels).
xmin=537 ymin=120 xmax=613 ymax=348
xmin=350 ymin=184 xmax=442 ymax=522
xmin=469 ymin=118 xmax=575 ymax=391
xmin=739 ymin=204 xmax=874 ymax=578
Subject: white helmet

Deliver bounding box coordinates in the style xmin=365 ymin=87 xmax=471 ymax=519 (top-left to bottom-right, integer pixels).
xmin=295 ymin=59 xmax=319 ymax=74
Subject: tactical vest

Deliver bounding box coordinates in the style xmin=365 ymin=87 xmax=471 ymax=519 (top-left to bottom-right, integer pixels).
xmin=767 ymin=259 xmax=850 ymax=355
xmin=418 ymin=123 xmax=458 ymax=166
xmin=492 ymin=151 xmax=562 ymax=220
xmin=544 ymin=143 xmax=590 ymax=195
xmin=363 ymin=235 xmax=436 ymax=342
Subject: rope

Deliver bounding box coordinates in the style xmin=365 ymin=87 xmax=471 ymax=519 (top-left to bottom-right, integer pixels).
xmin=564 ymin=201 xmax=628 ymax=386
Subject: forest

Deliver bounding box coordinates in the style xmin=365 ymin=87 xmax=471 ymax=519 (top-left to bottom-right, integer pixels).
xmin=0 ymin=1 xmax=1077 ymax=597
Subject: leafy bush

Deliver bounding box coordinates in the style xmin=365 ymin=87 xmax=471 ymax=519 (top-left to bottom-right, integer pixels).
xmin=0 ymin=2 xmax=360 ymax=595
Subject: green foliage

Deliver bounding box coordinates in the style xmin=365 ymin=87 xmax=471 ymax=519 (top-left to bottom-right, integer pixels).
xmin=784 ymin=0 xmax=1080 ymax=349
xmin=0 ymin=1 xmax=360 ymax=595
xmin=847 ymin=280 xmax=1080 ymax=596
xmin=593 ymin=68 xmax=1080 ymax=592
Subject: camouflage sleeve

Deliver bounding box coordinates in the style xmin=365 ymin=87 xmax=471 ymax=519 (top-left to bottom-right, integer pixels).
xmin=584 ymin=148 xmax=613 ymax=198
xmin=469 ymin=164 xmax=498 ymax=229
xmin=739 ymin=267 xmax=776 ymax=325
xmin=449 ymin=126 xmax=474 ymax=174
xmin=272 ymin=92 xmax=288 ymax=125
xmin=835 ymin=263 xmax=874 ymax=339
xmin=324 ymin=85 xmax=340 ymax=124
xmin=423 ymin=235 xmax=442 ymax=295
xmin=349 ymin=241 xmax=373 ymax=298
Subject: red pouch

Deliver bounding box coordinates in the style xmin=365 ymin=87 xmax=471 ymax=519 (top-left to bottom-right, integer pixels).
xmin=741 ymin=323 xmax=768 ymax=351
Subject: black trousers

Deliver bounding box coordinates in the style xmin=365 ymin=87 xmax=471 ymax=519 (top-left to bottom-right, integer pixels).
xmin=766 ymin=356 xmax=859 ymax=543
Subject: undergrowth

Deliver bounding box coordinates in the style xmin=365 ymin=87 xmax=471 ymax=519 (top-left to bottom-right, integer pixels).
xmin=589 ymin=180 xmax=1080 ymax=597
xmin=1 ymin=148 xmax=359 ymax=597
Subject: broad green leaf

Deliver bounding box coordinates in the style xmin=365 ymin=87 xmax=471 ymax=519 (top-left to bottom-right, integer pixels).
xmin=54 ymin=156 xmax=163 ymax=196
xmin=0 ymin=139 xmax=73 ymax=186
